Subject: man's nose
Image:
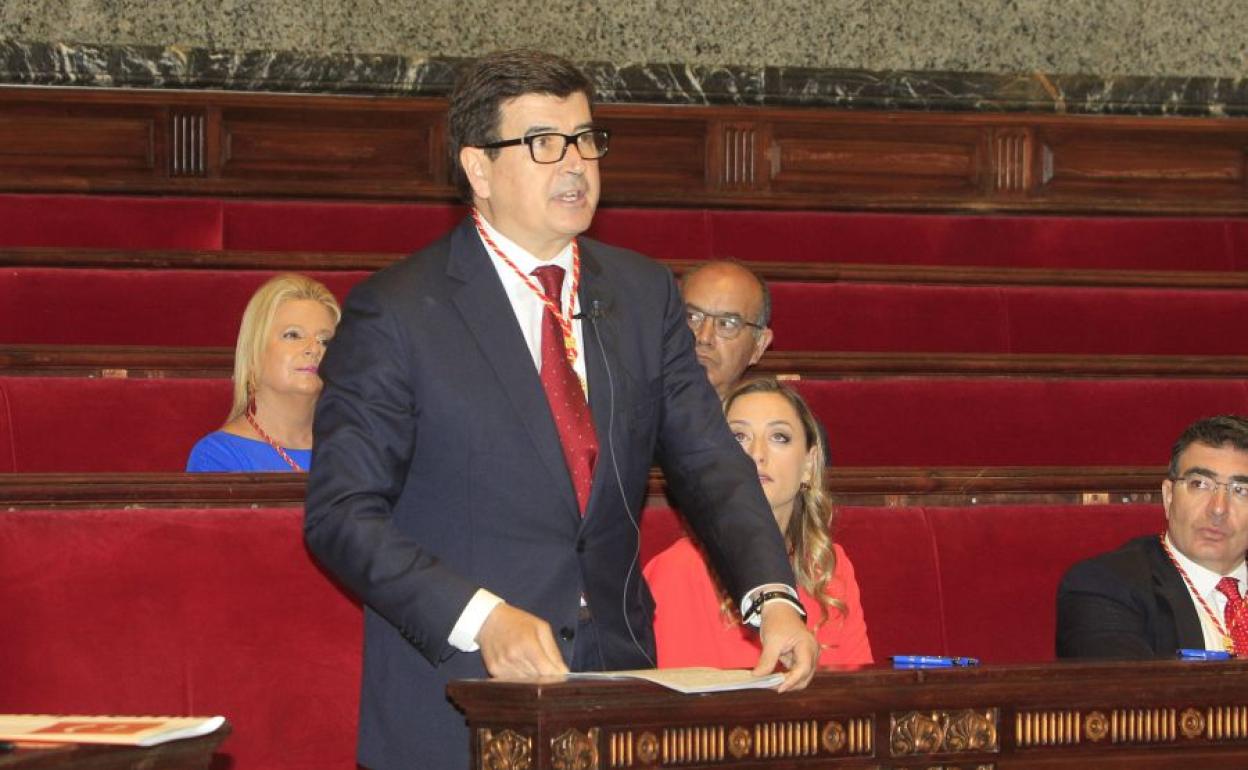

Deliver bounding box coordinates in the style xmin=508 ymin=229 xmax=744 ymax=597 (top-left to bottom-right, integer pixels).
xmin=694 ymin=316 xmax=717 ymax=345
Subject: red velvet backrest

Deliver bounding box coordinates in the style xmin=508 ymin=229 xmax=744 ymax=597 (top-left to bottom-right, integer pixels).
xmin=0 ymin=507 xmax=361 ymax=770
xmin=706 ymin=209 xmax=1248 ymax=270
xmin=926 ymin=503 xmax=1165 ymax=662
xmin=793 ymin=378 xmax=1248 ymax=466
xmin=5 ymin=194 xmax=1248 ymax=271
xmin=0 ymin=269 xmax=366 ymax=346
xmin=0 ymin=194 xmax=224 ymax=249
xmin=0 ymin=377 xmax=230 ymax=471
xmin=836 ymin=506 xmax=947 ymax=659
xmin=221 ymin=200 xmax=466 ymax=253
xmin=767 ymin=283 xmax=1248 ymax=355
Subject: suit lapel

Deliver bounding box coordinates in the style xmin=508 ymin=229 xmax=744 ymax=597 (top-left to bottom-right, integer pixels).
xmin=1150 ymin=540 xmax=1207 ymax=649
xmin=577 ymin=243 xmax=618 ymax=527
xmin=447 ymin=218 xmax=580 ymax=519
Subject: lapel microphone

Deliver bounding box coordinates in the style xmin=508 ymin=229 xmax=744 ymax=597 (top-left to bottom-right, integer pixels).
xmin=574 ymin=299 xmax=608 ymax=321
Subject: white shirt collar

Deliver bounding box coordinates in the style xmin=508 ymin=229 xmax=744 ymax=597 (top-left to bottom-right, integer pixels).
xmin=474 ymin=210 xmax=575 ymax=280
xmin=1165 ymin=533 xmax=1248 ymax=600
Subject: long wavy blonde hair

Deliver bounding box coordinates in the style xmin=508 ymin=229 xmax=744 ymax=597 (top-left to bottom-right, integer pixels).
xmin=724 ymin=377 xmax=847 ymax=628
xmin=227 ymin=273 xmax=341 ymax=422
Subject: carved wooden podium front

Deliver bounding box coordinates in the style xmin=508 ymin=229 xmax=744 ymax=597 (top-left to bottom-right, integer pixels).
xmin=448 ymin=660 xmax=1248 ymax=769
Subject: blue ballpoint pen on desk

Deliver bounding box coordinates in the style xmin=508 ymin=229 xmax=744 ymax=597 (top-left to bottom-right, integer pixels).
xmin=1177 ymin=648 xmax=1233 ymax=660
xmin=891 ymin=655 xmax=979 ymax=668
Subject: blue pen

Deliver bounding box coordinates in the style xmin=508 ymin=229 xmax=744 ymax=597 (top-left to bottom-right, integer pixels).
xmin=891 ymin=655 xmax=979 ymax=667
xmin=1177 ymin=648 xmax=1233 ymax=660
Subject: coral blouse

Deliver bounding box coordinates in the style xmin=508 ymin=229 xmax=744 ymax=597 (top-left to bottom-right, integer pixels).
xmin=644 ymin=537 xmax=873 ymax=668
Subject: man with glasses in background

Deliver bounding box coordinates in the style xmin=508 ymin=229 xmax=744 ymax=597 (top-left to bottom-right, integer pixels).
xmin=681 ymin=261 xmax=774 ymax=400
xmin=1058 ymin=415 xmax=1248 ymax=659
xmin=305 ymin=49 xmax=816 ymax=770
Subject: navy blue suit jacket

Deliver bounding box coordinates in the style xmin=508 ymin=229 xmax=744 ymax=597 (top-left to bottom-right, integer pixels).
xmin=1056 ymin=535 xmax=1204 ymax=659
xmin=305 ymin=218 xmax=793 ymax=770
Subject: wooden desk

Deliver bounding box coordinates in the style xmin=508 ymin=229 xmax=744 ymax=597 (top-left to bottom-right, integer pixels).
xmin=449 ymin=661 xmax=1248 ymax=769
xmin=0 ymin=723 xmax=229 ymax=770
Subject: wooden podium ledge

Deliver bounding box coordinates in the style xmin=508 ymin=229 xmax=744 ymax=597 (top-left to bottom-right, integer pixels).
xmin=449 ymin=660 xmax=1248 ymax=769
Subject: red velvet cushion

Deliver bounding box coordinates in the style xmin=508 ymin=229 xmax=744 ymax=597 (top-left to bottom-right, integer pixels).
xmin=587 ymin=208 xmax=714 ymax=262
xmin=768 ymin=282 xmax=1248 ymax=354
xmin=0 ymin=507 xmax=361 ymax=770
xmin=927 ymin=503 xmax=1165 ymax=663
xmin=222 ymin=200 xmax=466 ymax=253
xmin=768 ymin=282 xmax=1011 ymax=353
xmin=707 ymin=210 xmax=1248 ymax=270
xmin=836 ymin=506 xmax=946 ymax=659
xmin=0 ymin=194 xmax=223 ymax=249
xmin=0 ymin=269 xmax=365 ymax=346
xmin=793 ymin=378 xmax=1248 ymax=466
xmin=0 ymin=377 xmax=230 ymax=472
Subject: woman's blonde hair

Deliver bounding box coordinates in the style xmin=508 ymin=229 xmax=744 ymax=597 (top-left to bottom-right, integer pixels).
xmin=724 ymin=377 xmax=847 ymax=628
xmin=228 ymin=273 xmax=341 ymax=422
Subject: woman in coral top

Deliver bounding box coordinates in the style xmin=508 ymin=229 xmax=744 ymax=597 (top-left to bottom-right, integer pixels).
xmin=644 ymin=377 xmax=872 ymax=668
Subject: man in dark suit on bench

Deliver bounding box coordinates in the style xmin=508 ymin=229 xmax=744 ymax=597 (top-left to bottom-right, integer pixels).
xmin=1058 ymin=415 xmax=1248 ymax=659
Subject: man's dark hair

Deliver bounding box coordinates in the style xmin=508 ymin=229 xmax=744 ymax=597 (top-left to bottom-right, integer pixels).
xmin=447 ymin=49 xmax=593 ymax=201
xmin=1168 ymin=414 xmax=1248 ymax=478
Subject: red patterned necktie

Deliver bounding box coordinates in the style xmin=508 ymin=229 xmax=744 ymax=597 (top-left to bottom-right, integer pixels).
xmin=1216 ymin=577 xmax=1248 ymax=656
xmin=531 ymin=265 xmax=598 ymax=515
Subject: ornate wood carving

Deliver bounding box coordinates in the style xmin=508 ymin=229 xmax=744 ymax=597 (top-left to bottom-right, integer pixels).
xmin=992 ymin=128 xmax=1032 ymax=194
xmin=753 ymin=720 xmax=820 ymax=758
xmin=5 ymin=85 xmax=1248 ymax=213
xmin=635 ymin=732 xmax=658 ymax=764
xmin=719 ymin=123 xmax=758 ymax=190
xmin=479 ymin=728 xmax=532 ymax=770
xmin=550 ymin=727 xmax=598 ymax=770
xmin=661 ymin=725 xmax=724 ymax=763
xmin=1015 ymin=710 xmax=1081 ymax=746
xmin=1205 ymin=705 xmax=1248 ymax=740
xmin=890 ymin=709 xmax=998 ymax=757
xmin=169 ymin=109 xmax=207 ymax=177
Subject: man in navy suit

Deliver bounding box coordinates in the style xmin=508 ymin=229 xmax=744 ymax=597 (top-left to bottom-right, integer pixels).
xmin=304 ymin=49 xmax=817 ymax=770
xmin=1058 ymin=415 xmax=1248 ymax=658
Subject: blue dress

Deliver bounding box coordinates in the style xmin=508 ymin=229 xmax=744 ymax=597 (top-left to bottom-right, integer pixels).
xmin=186 ymin=431 xmax=312 ymax=472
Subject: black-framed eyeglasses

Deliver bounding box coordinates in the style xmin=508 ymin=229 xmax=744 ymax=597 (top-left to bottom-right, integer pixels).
xmin=475 ymin=128 xmax=610 ymax=164
xmin=685 ymin=306 xmax=764 ymax=341
xmin=1172 ymin=474 xmax=1248 ymax=504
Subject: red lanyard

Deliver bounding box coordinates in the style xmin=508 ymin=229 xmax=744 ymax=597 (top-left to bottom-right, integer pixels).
xmin=1160 ymin=533 xmax=1238 ymax=652
xmin=472 ymin=209 xmax=581 ymax=367
xmin=246 ymin=407 xmax=305 ymax=472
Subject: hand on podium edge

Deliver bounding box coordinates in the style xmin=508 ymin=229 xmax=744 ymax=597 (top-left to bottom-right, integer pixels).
xmin=754 ymin=601 xmax=818 ymax=692
xmin=477 ymin=603 xmax=570 ymax=678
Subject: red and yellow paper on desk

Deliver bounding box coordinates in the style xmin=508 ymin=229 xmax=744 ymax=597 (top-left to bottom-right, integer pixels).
xmin=0 ymin=714 xmax=224 ymax=747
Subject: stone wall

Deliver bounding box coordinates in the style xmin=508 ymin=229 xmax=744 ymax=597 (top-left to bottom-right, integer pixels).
xmin=3 ymin=0 xmax=1245 ymax=79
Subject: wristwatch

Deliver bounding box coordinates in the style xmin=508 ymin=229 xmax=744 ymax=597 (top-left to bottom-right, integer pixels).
xmin=741 ymin=587 xmax=808 ymax=628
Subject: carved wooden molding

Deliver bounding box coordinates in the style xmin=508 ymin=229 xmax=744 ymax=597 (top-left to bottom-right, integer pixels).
xmin=169 ymin=109 xmax=208 ymax=177
xmin=890 ymin=709 xmax=998 ymax=757
xmin=551 ymin=727 xmax=598 ymax=770
xmin=479 ymin=728 xmax=532 ymax=770
xmin=6 ymin=85 xmax=1248 ymax=213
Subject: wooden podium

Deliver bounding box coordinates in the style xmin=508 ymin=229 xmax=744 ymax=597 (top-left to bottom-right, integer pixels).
xmin=449 ymin=661 xmax=1248 ymax=769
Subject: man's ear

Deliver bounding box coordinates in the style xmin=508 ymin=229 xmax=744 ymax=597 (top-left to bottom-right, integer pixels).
xmin=1162 ymin=478 xmax=1174 ymax=520
xmin=460 ymin=146 xmax=491 ymax=200
xmin=750 ymin=327 xmax=774 ymax=365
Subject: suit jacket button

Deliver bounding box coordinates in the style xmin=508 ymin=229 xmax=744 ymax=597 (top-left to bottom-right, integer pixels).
xmin=576 ymin=539 xmax=586 ymax=553
xmin=560 ymin=626 xmax=575 ymax=641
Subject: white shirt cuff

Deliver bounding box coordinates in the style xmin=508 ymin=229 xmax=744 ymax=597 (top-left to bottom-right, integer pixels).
xmin=448 ymin=588 xmax=506 ymax=652
xmin=739 ymin=582 xmax=800 ymax=628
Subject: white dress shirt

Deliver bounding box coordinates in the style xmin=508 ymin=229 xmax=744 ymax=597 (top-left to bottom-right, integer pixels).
xmin=447 ymin=213 xmax=798 ymax=652
xmin=1167 ymin=534 xmax=1248 ymax=651
xmin=447 ymin=215 xmax=589 ymax=652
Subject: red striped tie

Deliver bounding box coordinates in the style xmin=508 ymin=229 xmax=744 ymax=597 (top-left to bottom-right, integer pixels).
xmin=531 ymin=266 xmax=598 ymax=515
xmin=1216 ymin=577 xmax=1248 ymax=656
